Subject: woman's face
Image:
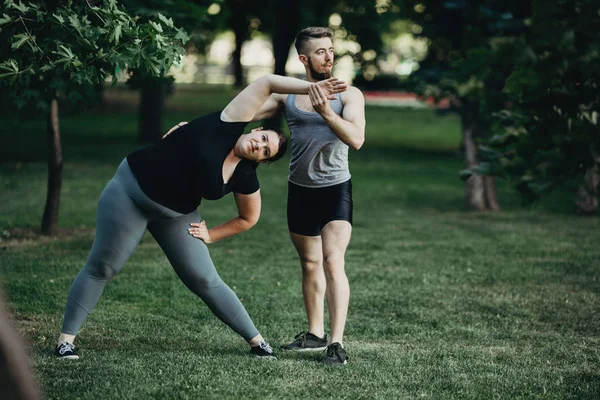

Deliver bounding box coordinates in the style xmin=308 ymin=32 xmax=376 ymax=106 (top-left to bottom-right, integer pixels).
xmin=237 ymin=128 xmax=281 ymax=162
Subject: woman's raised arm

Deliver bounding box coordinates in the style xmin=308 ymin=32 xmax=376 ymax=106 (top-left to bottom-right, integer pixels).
xmin=220 ymin=74 xmax=347 ymax=123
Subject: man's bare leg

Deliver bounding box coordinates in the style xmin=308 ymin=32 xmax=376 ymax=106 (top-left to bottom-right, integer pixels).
xmin=290 ymin=232 xmax=326 ymax=338
xmin=321 ymin=221 xmax=352 ymax=346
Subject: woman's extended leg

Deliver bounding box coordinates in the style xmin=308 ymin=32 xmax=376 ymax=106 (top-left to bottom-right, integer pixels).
xmin=147 ymin=212 xmax=263 ymax=344
xmin=58 ymin=174 xmax=148 ymax=344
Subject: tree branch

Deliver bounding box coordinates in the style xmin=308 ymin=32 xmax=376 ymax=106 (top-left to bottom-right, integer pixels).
xmin=85 ymin=0 xmax=107 ymax=25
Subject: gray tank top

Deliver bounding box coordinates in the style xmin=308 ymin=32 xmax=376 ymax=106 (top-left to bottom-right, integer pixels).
xmin=284 ymin=93 xmax=351 ymax=187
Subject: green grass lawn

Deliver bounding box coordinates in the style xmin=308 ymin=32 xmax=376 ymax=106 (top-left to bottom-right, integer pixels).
xmin=0 ymin=85 xmax=599 ymax=399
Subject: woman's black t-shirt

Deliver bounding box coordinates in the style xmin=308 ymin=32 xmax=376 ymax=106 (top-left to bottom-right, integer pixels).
xmin=126 ymin=111 xmax=259 ymax=214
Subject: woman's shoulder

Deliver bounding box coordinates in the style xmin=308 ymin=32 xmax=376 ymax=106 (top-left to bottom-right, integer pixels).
xmin=188 ymin=111 xmax=221 ymax=125
xmin=219 ymin=110 xmax=251 ymax=127
xmin=236 ymin=159 xmax=259 ymax=173
xmin=188 ymin=111 xmax=247 ymax=134
xmin=231 ymin=159 xmax=260 ymax=194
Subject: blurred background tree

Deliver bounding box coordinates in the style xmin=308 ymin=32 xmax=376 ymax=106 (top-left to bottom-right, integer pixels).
xmin=0 ymin=0 xmax=188 ymax=234
xmin=120 ymin=0 xmax=213 ymax=142
xmin=392 ymin=0 xmax=532 ymax=211
xmin=391 ymin=0 xmax=598 ymax=214
xmin=486 ymin=0 xmax=600 ymax=214
xmin=2 ymin=0 xmax=596 ymax=218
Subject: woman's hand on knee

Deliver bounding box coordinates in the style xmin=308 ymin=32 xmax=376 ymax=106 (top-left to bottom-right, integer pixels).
xmin=188 ymin=221 xmax=212 ymax=244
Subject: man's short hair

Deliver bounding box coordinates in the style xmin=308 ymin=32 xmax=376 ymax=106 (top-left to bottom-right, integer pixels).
xmin=294 ymin=27 xmax=334 ymax=55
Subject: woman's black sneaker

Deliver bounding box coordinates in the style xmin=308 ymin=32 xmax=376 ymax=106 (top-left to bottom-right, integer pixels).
xmin=55 ymin=342 xmax=79 ymax=360
xmin=282 ymin=331 xmax=328 ymax=351
xmin=250 ymin=342 xmax=276 ymax=359
xmin=323 ymin=342 xmax=348 ymax=365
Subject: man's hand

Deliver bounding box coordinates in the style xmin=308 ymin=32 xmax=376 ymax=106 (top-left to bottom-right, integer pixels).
xmin=162 ymin=121 xmax=188 ymax=139
xmin=315 ymin=77 xmax=347 ymax=100
xmin=309 ymin=84 xmax=335 ymax=117
xmin=188 ymin=221 xmax=212 ymax=244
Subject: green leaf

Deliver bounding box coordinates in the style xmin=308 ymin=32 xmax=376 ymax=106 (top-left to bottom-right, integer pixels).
xmin=157 ymin=13 xmax=174 ymax=28
xmin=53 ymin=13 xmax=65 ymax=24
xmin=26 ymin=38 xmax=38 ymax=53
xmin=154 ymin=33 xmax=165 ymax=49
xmin=109 ymin=24 xmax=122 ymax=44
xmin=0 ymin=62 xmax=15 ymax=74
xmin=458 ymin=169 xmax=473 ymax=181
xmin=471 ymin=162 xmax=494 ymax=176
xmin=0 ymin=13 xmax=12 ymax=25
xmin=144 ymin=57 xmax=162 ymax=76
xmin=53 ymin=45 xmax=75 ymax=64
xmin=9 ymin=59 xmax=19 ymax=72
xmin=68 ymin=14 xmax=82 ymax=35
xmin=11 ymin=33 xmax=29 ymax=50
xmin=35 ymin=9 xmax=44 ymax=22
xmin=149 ymin=21 xmax=163 ymax=33
xmin=12 ymin=1 xmax=30 ymax=13
xmin=40 ymin=64 xmax=54 ymax=72
xmin=478 ymin=146 xmax=503 ymax=162
xmin=58 ymin=45 xmax=74 ymax=59
xmin=174 ymin=28 xmax=190 ymax=44
xmin=0 ymin=63 xmax=15 ymax=73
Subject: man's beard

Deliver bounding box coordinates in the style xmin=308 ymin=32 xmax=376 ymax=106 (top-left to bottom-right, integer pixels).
xmin=307 ymin=56 xmax=333 ymax=81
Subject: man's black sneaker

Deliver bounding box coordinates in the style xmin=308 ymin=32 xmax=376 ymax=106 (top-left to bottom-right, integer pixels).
xmin=282 ymin=331 xmax=328 ymax=351
xmin=323 ymin=342 xmax=348 ymax=365
xmin=250 ymin=342 xmax=276 ymax=359
xmin=55 ymin=341 xmax=79 ymax=360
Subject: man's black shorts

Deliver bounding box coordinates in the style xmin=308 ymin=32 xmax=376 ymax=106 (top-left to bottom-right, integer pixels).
xmin=287 ymin=180 xmax=353 ymax=237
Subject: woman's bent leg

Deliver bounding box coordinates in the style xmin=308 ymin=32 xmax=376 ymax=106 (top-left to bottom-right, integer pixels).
xmin=148 ymin=212 xmax=260 ymax=341
xmin=60 ymin=178 xmax=148 ymax=335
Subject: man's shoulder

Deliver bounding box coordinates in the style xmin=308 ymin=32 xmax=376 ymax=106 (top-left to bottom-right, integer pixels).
xmin=341 ymin=86 xmax=365 ymax=102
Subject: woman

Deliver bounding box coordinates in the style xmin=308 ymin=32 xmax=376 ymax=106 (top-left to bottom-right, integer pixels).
xmin=54 ymin=74 xmax=347 ymax=360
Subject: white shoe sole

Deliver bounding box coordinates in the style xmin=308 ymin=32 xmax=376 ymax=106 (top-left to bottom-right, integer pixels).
xmin=282 ymin=346 xmax=327 ymax=352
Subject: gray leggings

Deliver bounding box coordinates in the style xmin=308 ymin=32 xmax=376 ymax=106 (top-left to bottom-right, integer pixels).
xmin=61 ymin=159 xmax=259 ymax=341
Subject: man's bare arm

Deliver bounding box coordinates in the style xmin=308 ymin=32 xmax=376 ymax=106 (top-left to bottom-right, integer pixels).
xmin=310 ymin=85 xmax=365 ymax=150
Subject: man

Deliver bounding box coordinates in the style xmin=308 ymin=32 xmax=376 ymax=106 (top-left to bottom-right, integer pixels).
xmin=252 ymin=27 xmax=366 ymax=365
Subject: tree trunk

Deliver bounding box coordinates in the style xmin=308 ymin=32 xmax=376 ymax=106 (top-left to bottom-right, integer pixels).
xmin=462 ymin=113 xmax=500 ymax=211
xmin=484 ymin=176 xmax=500 ymax=211
xmin=272 ymin=0 xmax=301 ymax=77
xmin=231 ymin=2 xmax=247 ymax=88
xmin=463 ymin=121 xmax=486 ymax=211
xmin=574 ymin=156 xmax=599 ymax=215
xmin=94 ymin=81 xmax=105 ymax=105
xmin=137 ymin=83 xmax=166 ymax=143
xmin=264 ymin=0 xmax=302 ymax=130
xmin=41 ymin=99 xmax=62 ymax=236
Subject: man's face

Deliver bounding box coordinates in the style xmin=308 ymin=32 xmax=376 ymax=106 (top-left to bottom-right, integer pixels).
xmin=302 ymin=37 xmax=334 ymax=81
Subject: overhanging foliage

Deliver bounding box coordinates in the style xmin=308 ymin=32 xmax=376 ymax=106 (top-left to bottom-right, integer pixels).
xmin=0 ymin=0 xmax=189 ymax=108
